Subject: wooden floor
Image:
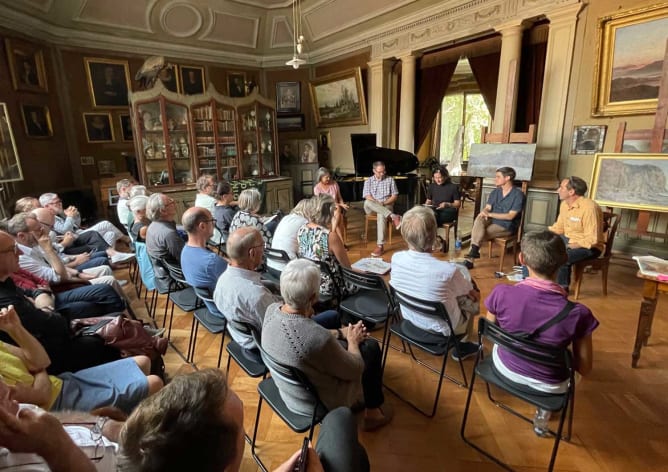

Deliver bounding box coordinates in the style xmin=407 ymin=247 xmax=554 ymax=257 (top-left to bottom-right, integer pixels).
xmin=119 ymin=205 xmax=668 ymax=472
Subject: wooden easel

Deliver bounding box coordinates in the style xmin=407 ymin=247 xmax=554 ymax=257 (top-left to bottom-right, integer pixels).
xmin=612 ymin=39 xmax=668 ymax=238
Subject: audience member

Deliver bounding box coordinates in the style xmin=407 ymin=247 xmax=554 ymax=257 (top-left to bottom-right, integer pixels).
xmin=267 ymin=198 xmax=311 ymax=274
xmin=212 ymin=180 xmax=238 ymax=243
xmin=425 ymin=166 xmax=460 ymax=225
xmin=390 ymin=206 xmax=480 ymax=360
xmin=14 ymin=196 xmax=40 ymax=214
xmin=145 ymin=193 xmax=184 ymax=291
xmin=362 ymin=161 xmax=401 ymax=257
xmin=485 ymin=230 xmax=598 ymax=436
xmin=263 ymin=259 xmax=393 ymax=431
xmin=194 ymin=174 xmax=222 ymax=244
xmin=547 ymin=176 xmax=605 ymax=291
xmin=129 ymin=185 xmax=148 ymax=199
xmin=116 ymin=179 xmax=134 ymax=230
xmin=129 ymin=195 xmax=150 ymax=242
xmin=467 ymin=166 xmax=524 ymax=259
xmin=229 ymin=188 xmax=275 ymax=245
xmin=314 ymin=167 xmax=349 ymax=245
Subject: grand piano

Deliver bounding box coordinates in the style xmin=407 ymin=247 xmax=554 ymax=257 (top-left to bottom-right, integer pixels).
xmin=337 ymin=133 xmax=420 ymax=213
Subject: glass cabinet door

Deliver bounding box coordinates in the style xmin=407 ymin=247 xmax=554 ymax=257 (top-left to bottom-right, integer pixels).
xmin=192 ymin=102 xmax=217 ymax=177
xmin=238 ymin=102 xmax=278 ymax=178
xmin=216 ymin=103 xmax=239 ymax=181
xmin=239 ymin=104 xmax=259 ymax=178
xmin=165 ymin=101 xmax=192 ymax=184
xmin=137 ymin=100 xmax=168 ymax=186
xmin=192 ymin=100 xmax=238 ymax=181
xmin=257 ymin=104 xmax=276 ymax=176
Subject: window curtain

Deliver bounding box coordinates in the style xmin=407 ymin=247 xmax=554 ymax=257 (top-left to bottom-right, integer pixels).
xmin=515 ymin=41 xmax=547 ymax=132
xmin=414 ymin=61 xmax=457 ymax=153
xmin=468 ymin=52 xmax=500 ymax=118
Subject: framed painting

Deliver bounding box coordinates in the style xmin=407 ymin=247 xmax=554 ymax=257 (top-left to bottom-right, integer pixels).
xmin=83 ymin=112 xmax=115 ymax=143
xmin=119 ymin=114 xmax=133 ymax=142
xmin=20 ymin=104 xmax=52 ymax=138
xmin=276 ymin=81 xmax=300 ymax=113
xmin=179 ymin=65 xmax=205 ymax=95
xmin=571 ymin=125 xmax=607 ymax=154
xmin=158 ymin=65 xmax=179 ymax=93
xmin=279 ymin=139 xmax=299 ymax=164
xmin=5 ymin=39 xmax=48 ymax=92
xmin=592 ymin=3 xmax=668 ymax=116
xmin=298 ymin=138 xmax=318 ymax=164
xmin=590 ymin=153 xmax=668 ymax=212
xmin=0 ymin=103 xmax=23 ymax=183
xmin=227 ymin=71 xmax=246 ymax=97
xmin=277 ymin=114 xmax=305 ymax=131
xmin=84 ymin=58 xmax=131 ymax=108
xmin=309 ymin=68 xmax=367 ymax=127
xmin=467 ymin=143 xmax=537 ymax=181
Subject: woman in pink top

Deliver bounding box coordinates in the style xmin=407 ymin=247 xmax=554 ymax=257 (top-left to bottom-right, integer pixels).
xmin=313 ymin=167 xmax=349 ymax=245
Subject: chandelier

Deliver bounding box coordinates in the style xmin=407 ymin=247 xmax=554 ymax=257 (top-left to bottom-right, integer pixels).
xmin=286 ymin=0 xmax=306 ymax=69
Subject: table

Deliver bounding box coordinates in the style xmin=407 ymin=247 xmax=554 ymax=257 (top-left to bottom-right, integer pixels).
xmin=632 ymin=272 xmax=668 ymax=368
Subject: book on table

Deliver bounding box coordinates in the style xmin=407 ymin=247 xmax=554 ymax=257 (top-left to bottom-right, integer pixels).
xmin=633 ymin=255 xmax=668 ymax=278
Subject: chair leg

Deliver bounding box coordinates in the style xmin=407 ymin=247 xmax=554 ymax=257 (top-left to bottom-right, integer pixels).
xmin=250 ymin=396 xmax=269 ymax=472
xmin=572 ymin=264 xmax=585 ymax=300
xmin=187 ymin=318 xmax=199 ymax=365
xmin=363 ymin=217 xmax=370 ymax=243
xmin=498 ymin=242 xmax=507 ymax=272
xmin=488 ymin=240 xmax=493 ymax=258
xmin=601 ymin=264 xmax=609 ymax=296
xmin=217 ymin=331 xmax=226 ymax=369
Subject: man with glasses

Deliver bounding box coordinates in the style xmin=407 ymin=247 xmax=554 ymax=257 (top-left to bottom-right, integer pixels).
xmin=548 ymin=176 xmax=605 ymax=291
xmin=145 ymin=193 xmax=185 ymax=291
xmin=362 ymin=161 xmax=402 ymax=257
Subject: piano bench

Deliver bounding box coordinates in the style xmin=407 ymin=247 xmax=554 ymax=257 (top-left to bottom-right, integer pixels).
xmin=364 ymin=214 xmax=393 ymax=246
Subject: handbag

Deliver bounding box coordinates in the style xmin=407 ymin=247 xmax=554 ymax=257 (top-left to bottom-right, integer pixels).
xmin=71 ymin=315 xmax=167 ymax=359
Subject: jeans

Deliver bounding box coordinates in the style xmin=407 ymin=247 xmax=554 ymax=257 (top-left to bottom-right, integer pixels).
xmin=313 ymin=309 xmax=340 ymax=329
xmin=316 ymin=407 xmax=370 ymax=472
xmin=75 ymin=251 xmax=109 ymax=271
xmin=433 ymin=207 xmax=458 ymax=226
xmin=556 ymin=236 xmax=601 ymax=288
xmin=63 ymin=231 xmax=110 ymax=254
xmin=54 ymin=284 xmax=125 ymax=321
xmin=337 ymin=338 xmax=384 ymax=409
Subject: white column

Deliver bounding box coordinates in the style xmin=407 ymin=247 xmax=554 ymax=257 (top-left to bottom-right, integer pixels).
xmin=397 ymin=52 xmax=417 ymax=152
xmin=492 ymin=21 xmax=525 ymax=135
xmin=535 ymin=3 xmax=583 ymax=180
xmin=367 ymin=58 xmax=394 ymax=147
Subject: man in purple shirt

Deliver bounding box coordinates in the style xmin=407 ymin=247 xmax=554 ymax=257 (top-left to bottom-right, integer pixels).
xmin=485 ymin=230 xmax=598 ymax=436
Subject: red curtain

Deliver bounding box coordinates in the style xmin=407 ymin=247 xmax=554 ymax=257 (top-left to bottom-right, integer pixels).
xmin=468 ymin=52 xmax=501 ymax=118
xmin=414 ymin=61 xmax=457 ymax=152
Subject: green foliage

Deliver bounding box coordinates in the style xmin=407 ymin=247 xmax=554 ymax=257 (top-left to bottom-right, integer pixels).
xmin=439 ymin=93 xmax=490 ymax=162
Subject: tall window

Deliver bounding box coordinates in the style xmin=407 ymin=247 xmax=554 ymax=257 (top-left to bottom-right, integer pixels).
xmin=439 ymin=93 xmax=491 ymax=162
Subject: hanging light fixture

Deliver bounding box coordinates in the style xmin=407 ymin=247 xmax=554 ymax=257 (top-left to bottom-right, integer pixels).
xmin=286 ymin=0 xmax=306 ymax=69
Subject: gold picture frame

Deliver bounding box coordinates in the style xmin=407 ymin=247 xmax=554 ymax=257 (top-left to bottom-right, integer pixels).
xmin=5 ymin=38 xmax=48 ymax=92
xmin=83 ymin=112 xmax=115 ymax=143
xmin=590 ymin=153 xmax=668 ymax=212
xmin=592 ymin=3 xmax=668 ymax=116
xmin=84 ymin=57 xmax=131 ymax=108
xmin=309 ymin=68 xmax=367 ymax=127
xmin=20 ymin=104 xmax=52 ymax=138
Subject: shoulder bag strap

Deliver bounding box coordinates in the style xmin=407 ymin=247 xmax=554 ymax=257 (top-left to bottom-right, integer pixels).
xmin=526 ymin=301 xmax=575 ymax=340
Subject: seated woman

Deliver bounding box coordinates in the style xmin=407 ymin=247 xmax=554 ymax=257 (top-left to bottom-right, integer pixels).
xmin=267 ymin=198 xmax=311 ymax=274
xmin=0 ymin=305 xmax=163 ymax=414
xmin=262 ymin=259 xmax=393 ymax=431
xmin=485 ymin=230 xmax=598 ymax=436
xmin=129 ymin=195 xmax=150 ymax=243
xmin=313 ymin=167 xmax=349 ymax=246
xmin=425 ymin=166 xmax=460 ymax=226
xmin=212 ymin=180 xmax=238 ymax=244
xmin=297 ymin=194 xmax=352 ymax=298
xmin=229 ymin=188 xmax=276 ymax=246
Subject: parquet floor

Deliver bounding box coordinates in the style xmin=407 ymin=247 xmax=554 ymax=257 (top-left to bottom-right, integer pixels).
xmin=119 ymin=204 xmax=668 ymax=472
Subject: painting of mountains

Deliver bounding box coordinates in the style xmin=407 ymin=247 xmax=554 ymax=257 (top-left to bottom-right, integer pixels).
xmin=468 ymin=144 xmax=536 ymax=181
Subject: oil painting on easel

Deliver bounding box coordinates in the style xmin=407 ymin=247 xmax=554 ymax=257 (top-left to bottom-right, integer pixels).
xmin=590 ymin=153 xmax=668 ymax=212
xmin=467 ymin=143 xmax=536 ymax=181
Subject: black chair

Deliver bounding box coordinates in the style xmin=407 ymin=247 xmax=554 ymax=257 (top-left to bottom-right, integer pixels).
xmin=225 ymin=320 xmax=268 ymax=379
xmin=300 ymin=257 xmax=341 ymax=310
xmin=339 ymin=266 xmax=397 ymax=353
xmin=251 ymin=344 xmax=328 ymax=472
xmin=189 ymin=286 xmax=227 ymax=369
xmin=262 ymin=247 xmax=290 ymax=286
xmin=381 ymin=286 xmax=469 ymax=417
xmin=460 ymin=318 xmax=575 ymax=472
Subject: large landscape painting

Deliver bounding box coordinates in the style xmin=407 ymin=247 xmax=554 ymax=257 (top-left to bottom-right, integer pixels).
xmin=309 ymin=68 xmax=367 ymax=127
xmin=467 ymin=144 xmax=536 ymax=181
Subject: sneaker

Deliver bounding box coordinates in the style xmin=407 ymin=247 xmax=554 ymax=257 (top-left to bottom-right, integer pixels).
xmin=110 ymin=252 xmax=136 ymax=264
xmin=363 ymin=402 xmax=394 ymax=431
xmin=118 ymin=279 xmax=128 ymax=287
xmin=391 ymin=214 xmax=402 ymax=230
xmin=371 ymin=245 xmax=384 ymax=257
xmin=451 ymin=342 xmax=480 ymax=361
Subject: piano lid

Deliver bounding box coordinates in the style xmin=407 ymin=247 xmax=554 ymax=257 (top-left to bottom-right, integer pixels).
xmin=350 ymin=133 xmax=419 ymax=177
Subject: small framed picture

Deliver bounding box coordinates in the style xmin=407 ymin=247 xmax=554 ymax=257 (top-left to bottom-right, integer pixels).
xmin=276 ymin=81 xmax=300 ymax=113
xmin=5 ymin=39 xmax=48 ymax=92
xmin=83 ymin=112 xmax=115 ymax=143
xmin=158 ymin=65 xmax=179 ymax=93
xmin=571 ymin=125 xmax=607 ymax=155
xmin=277 ymin=114 xmax=305 ymax=131
xmin=20 ymin=104 xmax=52 ymax=138
xmin=180 ymin=65 xmax=205 ymax=95
xmin=298 ymin=138 xmax=318 ymax=164
xmin=119 ymin=114 xmax=133 ymax=142
xmin=318 ymin=131 xmax=331 ymax=150
xmin=228 ymin=72 xmax=246 ymax=97
xmin=84 ymin=58 xmax=131 ymax=108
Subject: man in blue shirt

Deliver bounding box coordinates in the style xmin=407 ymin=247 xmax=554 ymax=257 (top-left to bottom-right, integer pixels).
xmin=467 ymin=166 xmax=524 ymax=259
xmin=180 ymin=207 xmax=227 ymax=317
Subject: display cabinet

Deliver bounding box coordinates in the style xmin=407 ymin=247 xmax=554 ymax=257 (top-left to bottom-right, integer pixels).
xmin=236 ymin=94 xmax=279 ymax=178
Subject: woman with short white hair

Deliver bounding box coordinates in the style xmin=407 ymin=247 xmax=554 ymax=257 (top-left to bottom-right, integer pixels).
xmin=129 ymin=195 xmax=149 ymax=242
xmin=262 ymin=259 xmax=393 ymax=431
xmin=229 ymin=188 xmax=275 ymax=245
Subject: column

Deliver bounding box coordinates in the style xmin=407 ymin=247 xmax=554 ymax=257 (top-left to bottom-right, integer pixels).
xmin=367 ymin=58 xmax=394 ymax=147
xmin=397 ymin=52 xmax=417 ymax=152
xmin=491 ymin=21 xmax=525 ymax=135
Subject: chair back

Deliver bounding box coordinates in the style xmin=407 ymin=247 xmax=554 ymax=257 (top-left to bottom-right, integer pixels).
xmin=134 ymin=242 xmax=156 ymax=291
xmin=192 ymin=286 xmax=215 ymax=304
xmin=390 ymin=285 xmax=456 ymax=334
xmin=340 ymin=266 xmax=394 ymax=308
xmin=300 ymin=257 xmax=341 ymax=301
xmin=601 ymin=212 xmax=620 ymax=259
xmin=265 ymin=247 xmax=291 ymax=265
xmin=160 ymin=258 xmax=189 ymax=286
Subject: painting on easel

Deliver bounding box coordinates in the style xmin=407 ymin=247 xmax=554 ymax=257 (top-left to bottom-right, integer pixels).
xmin=590 ymin=153 xmax=668 ymax=212
xmin=467 ymin=143 xmax=536 ymax=181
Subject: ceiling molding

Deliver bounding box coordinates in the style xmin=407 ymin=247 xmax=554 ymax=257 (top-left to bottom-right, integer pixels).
xmin=159 ymin=2 xmax=203 ymax=38
xmin=200 ymin=9 xmax=260 ymax=48
xmin=73 ymin=0 xmax=154 ymax=33
xmin=229 ymin=0 xmax=294 ymax=9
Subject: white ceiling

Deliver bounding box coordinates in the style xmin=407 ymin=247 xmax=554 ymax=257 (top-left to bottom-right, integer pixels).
xmin=0 ymin=0 xmax=456 ymax=66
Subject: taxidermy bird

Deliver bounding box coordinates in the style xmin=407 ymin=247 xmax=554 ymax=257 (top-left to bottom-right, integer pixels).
xmin=135 ymin=56 xmax=174 ymax=89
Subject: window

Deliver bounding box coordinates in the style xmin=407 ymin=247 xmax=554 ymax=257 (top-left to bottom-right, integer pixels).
xmin=439 ymin=93 xmax=491 ymax=163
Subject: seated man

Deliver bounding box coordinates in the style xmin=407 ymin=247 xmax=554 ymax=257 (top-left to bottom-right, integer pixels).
xmin=485 ymin=230 xmax=598 ymax=436
xmin=547 ymin=176 xmax=605 ymax=291
xmin=0 ymin=305 xmax=162 ymax=414
xmin=425 ymin=165 xmax=461 ymax=225
xmin=214 ymin=227 xmax=338 ymax=359
xmin=467 ymin=166 xmax=524 ymax=259
xmin=362 ymin=161 xmax=402 ymax=257
xmin=39 ymin=192 xmax=130 ymax=248
xmin=180 ymin=207 xmax=227 ymax=316
xmin=145 ymin=193 xmax=185 ymax=291
xmin=390 ymin=206 xmax=480 ymax=360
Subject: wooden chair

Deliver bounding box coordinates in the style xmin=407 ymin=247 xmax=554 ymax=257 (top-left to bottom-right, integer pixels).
xmin=437 ymin=216 xmax=458 ymax=253
xmin=364 ymin=213 xmax=393 ymax=246
xmin=487 ymin=182 xmax=528 ymax=271
xmin=571 ymin=212 xmax=620 ymax=300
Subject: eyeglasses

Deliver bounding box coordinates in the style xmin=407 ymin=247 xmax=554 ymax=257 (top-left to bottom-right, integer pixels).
xmin=62 ymin=416 xmax=108 ymax=462
xmin=0 ymin=243 xmax=19 ymax=254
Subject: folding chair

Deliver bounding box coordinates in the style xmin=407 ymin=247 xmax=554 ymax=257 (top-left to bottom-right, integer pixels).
xmin=189 ymin=286 xmax=227 ymax=369
xmin=460 ymin=318 xmax=575 ymax=472
xmin=300 ymin=257 xmax=341 ymax=311
xmin=262 ymin=247 xmax=290 ymax=286
xmin=134 ymin=242 xmax=158 ymax=320
xmin=251 ymin=345 xmax=328 ymax=472
xmin=382 ymin=286 xmax=469 ymax=417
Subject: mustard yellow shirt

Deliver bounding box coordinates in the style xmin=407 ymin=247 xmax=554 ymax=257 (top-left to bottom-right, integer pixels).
xmin=0 ymin=341 xmax=62 ymax=410
xmin=548 ymin=197 xmax=605 ymax=252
